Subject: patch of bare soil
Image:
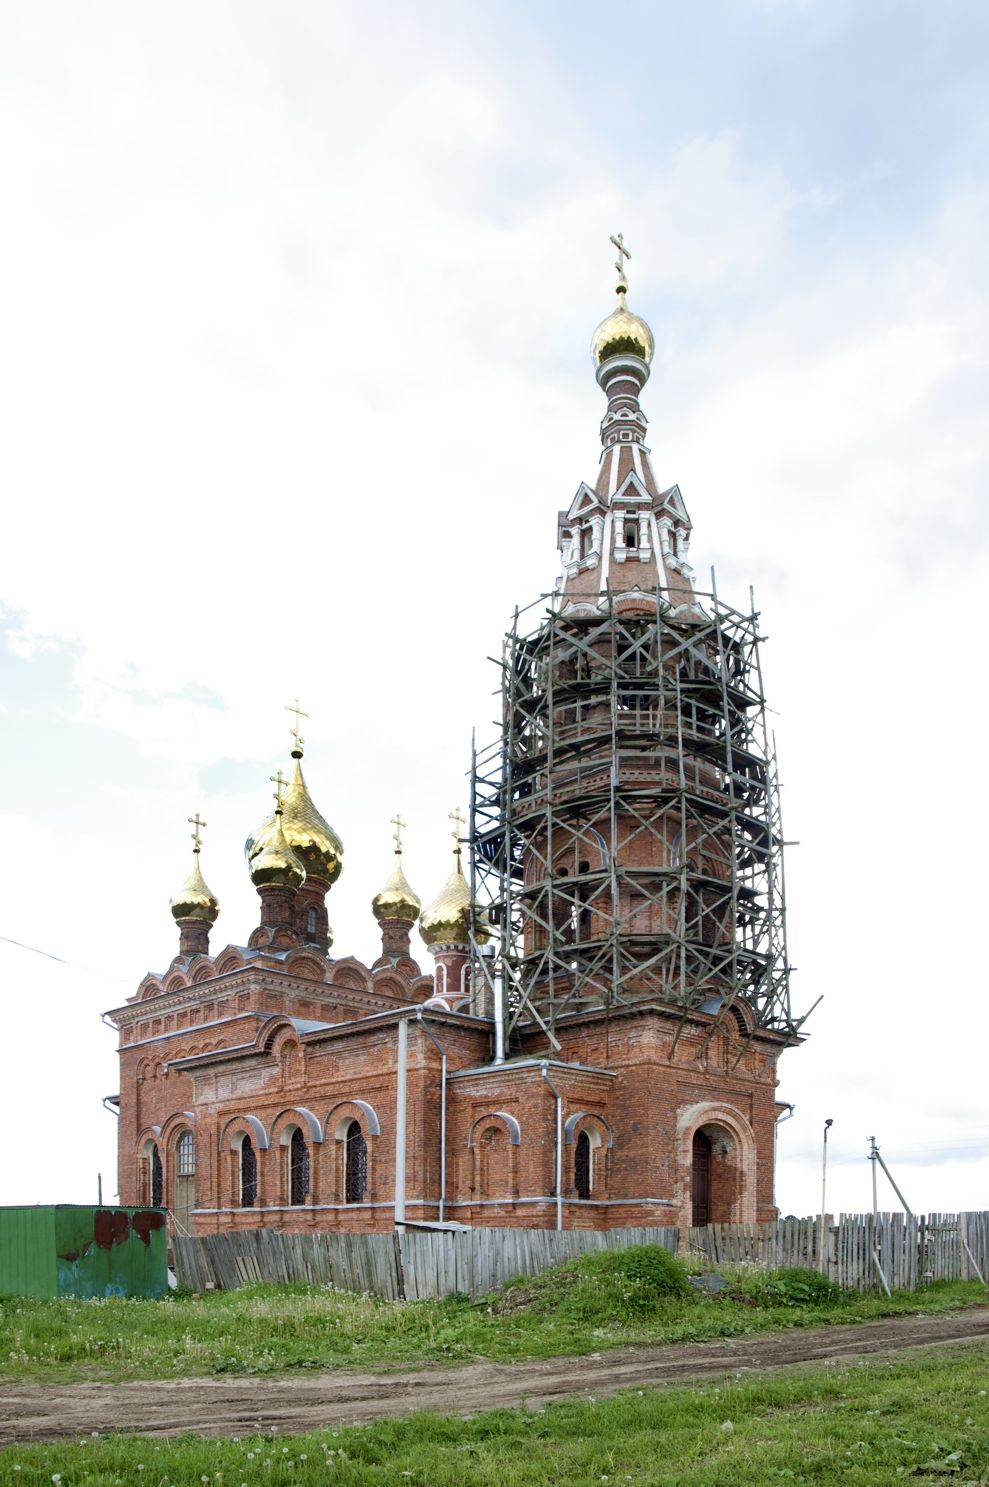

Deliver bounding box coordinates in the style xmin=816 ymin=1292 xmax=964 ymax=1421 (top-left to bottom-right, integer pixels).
xmin=2 ymin=1309 xmax=988 ymax=1446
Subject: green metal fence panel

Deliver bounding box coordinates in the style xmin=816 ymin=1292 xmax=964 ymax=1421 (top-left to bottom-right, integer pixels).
xmin=0 ymin=1207 xmax=168 ymax=1299
xmin=53 ymin=1207 xmax=168 ymax=1299
xmin=0 ymin=1207 xmax=58 ymax=1298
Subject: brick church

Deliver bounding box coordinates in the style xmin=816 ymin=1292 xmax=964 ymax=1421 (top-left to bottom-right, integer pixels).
xmin=108 ymin=243 xmax=800 ymax=1238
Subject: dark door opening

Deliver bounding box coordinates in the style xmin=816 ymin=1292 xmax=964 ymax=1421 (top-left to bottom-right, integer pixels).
xmin=691 ymin=1129 xmax=712 ymax=1226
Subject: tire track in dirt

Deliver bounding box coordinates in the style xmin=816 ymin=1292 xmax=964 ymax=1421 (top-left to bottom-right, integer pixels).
xmin=2 ymin=1308 xmax=988 ymax=1445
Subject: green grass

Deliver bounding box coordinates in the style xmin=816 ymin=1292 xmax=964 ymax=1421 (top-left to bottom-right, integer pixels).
xmin=0 ymin=1252 xmax=985 ymax=1384
xmin=1 ymin=1345 xmax=988 ymax=1484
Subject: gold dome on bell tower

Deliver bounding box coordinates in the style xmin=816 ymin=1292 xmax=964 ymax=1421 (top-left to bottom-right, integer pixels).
xmin=590 ymin=231 xmax=654 ymax=367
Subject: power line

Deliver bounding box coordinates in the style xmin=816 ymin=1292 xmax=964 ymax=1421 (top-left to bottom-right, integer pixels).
xmin=0 ymin=934 xmax=131 ymax=985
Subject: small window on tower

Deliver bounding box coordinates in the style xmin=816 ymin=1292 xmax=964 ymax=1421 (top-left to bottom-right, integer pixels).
xmin=625 ymin=520 xmax=638 ymax=548
xmin=307 ymin=908 xmax=317 ymax=937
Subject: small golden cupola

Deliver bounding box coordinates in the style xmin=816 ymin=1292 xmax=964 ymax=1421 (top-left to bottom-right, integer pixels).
xmin=244 ymin=702 xmax=342 ymax=953
xmin=170 ymin=813 xmax=219 ymax=959
xmin=245 ymin=702 xmax=343 ymax=885
xmin=247 ymin=776 xmax=309 ymax=952
xmin=419 ymin=810 xmax=489 ymax=949
xmin=372 ymin=814 xmax=421 ymax=963
xmin=248 ymin=797 xmax=306 ymax=890
xmin=590 ymin=231 xmax=655 ymax=368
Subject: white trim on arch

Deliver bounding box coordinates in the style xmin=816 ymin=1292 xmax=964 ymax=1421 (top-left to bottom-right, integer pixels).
xmin=325 ymin=1099 xmax=382 ymax=1139
xmin=271 ymin=1106 xmax=324 ymax=1145
xmin=218 ymin=1114 xmax=270 ymax=1151
xmin=563 ymin=1111 xmax=613 ymax=1147
xmin=467 ymin=1111 xmax=521 ymax=1147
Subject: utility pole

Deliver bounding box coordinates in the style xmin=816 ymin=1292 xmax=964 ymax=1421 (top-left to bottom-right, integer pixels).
xmin=869 ymin=1135 xmax=879 ymax=1217
xmin=820 ymin=1118 xmax=833 ymax=1273
xmin=869 ymin=1135 xmax=913 ymax=1216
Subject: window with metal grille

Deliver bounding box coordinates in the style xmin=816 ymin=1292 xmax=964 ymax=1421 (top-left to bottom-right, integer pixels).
xmin=151 ymin=1145 xmax=163 ymax=1208
xmin=240 ymin=1136 xmax=257 ymax=1208
xmin=574 ymin=1130 xmax=592 ymax=1200
xmin=345 ymin=1121 xmax=367 ymax=1203
xmin=176 ymin=1131 xmax=195 ymax=1176
xmin=289 ymin=1128 xmax=309 ymax=1205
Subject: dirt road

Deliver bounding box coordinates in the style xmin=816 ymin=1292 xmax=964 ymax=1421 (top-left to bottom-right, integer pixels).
xmin=3 ymin=1308 xmax=988 ymax=1445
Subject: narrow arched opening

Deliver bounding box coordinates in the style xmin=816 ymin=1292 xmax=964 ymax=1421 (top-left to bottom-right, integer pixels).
xmin=691 ymin=1129 xmax=712 ymax=1226
xmin=288 ymin=1128 xmax=309 ymax=1206
xmin=344 ymin=1121 xmax=367 ymax=1203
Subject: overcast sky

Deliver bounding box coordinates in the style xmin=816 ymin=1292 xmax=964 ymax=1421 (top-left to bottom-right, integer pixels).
xmin=1 ymin=0 xmax=987 ymax=1220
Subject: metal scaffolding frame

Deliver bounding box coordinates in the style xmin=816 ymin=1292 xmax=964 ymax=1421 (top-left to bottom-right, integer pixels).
xmin=470 ymin=582 xmax=799 ymax=1053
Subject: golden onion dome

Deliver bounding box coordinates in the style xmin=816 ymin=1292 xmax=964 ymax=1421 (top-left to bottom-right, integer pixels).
xmin=420 ymin=853 xmax=490 ymax=948
xmin=170 ymin=852 xmax=219 ymax=924
xmin=246 ymin=754 xmax=343 ymax=885
xmin=249 ymin=809 xmax=306 ymax=889
xmin=372 ymin=853 xmax=421 ymax=925
xmin=591 ymin=292 xmax=654 ymax=367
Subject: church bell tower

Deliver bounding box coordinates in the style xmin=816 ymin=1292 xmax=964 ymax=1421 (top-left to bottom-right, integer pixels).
xmin=472 ymin=237 xmax=796 ymax=1055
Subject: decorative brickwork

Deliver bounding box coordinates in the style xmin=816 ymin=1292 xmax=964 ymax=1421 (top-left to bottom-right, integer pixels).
xmin=107 ymin=260 xmax=799 ymax=1241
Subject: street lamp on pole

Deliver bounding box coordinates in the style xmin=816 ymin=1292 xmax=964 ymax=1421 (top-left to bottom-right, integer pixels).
xmin=820 ymin=1118 xmax=833 ymax=1274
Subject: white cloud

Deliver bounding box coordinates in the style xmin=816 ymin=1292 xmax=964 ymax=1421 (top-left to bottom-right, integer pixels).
xmin=1 ymin=1 xmax=987 ymax=1214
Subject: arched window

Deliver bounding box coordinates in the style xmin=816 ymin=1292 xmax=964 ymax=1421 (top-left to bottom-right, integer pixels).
xmin=345 ymin=1121 xmax=367 ymax=1203
xmin=150 ymin=1145 xmax=163 ymax=1208
xmin=576 ymin=861 xmax=592 ymax=940
xmin=624 ymin=519 xmax=637 ymax=548
xmin=306 ymin=908 xmax=317 ymax=937
xmin=241 ymin=1136 xmax=257 ymax=1208
xmin=574 ymin=1130 xmax=592 ymax=1200
xmin=176 ymin=1132 xmax=195 ymax=1176
xmin=289 ymin=1128 xmax=309 ymax=1205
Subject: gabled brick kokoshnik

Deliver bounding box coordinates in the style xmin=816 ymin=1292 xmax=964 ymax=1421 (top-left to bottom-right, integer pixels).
xmin=107 ymin=245 xmax=801 ymax=1240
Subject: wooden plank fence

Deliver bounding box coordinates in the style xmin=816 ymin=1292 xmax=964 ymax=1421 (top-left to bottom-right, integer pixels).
xmin=172 ymin=1212 xmax=989 ymax=1299
xmin=173 ymin=1225 xmax=678 ymax=1300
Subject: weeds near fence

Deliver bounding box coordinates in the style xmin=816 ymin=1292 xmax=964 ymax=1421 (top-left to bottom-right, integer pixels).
xmin=1 ymin=1260 xmax=985 ymax=1385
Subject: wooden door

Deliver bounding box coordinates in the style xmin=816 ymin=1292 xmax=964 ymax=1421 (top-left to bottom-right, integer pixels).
xmin=691 ymin=1129 xmax=712 ymax=1226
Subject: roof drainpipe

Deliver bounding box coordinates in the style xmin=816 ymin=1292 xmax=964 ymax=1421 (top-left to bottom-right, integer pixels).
xmin=773 ymin=1101 xmax=795 ymax=1214
xmin=540 ymin=1061 xmax=564 ymax=1232
xmin=394 ymin=1017 xmax=409 ymax=1227
xmin=416 ymin=1009 xmax=447 ymax=1224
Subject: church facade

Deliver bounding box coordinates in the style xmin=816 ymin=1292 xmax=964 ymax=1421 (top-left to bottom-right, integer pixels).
xmin=108 ymin=253 xmax=799 ymax=1239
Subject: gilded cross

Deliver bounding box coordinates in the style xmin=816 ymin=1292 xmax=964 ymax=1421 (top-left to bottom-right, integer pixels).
xmin=610 ymin=231 xmax=630 ymax=290
xmin=449 ymin=806 xmax=466 ymax=849
xmin=188 ymin=813 xmax=207 ymax=852
xmin=390 ymin=813 xmax=407 ymax=852
xmin=271 ymin=769 xmax=289 ymax=807
xmin=285 ymin=697 xmax=309 ymax=751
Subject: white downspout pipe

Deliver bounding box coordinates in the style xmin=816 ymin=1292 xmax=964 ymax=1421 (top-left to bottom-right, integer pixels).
xmin=394 ymin=1017 xmax=409 ymax=1226
xmin=540 ymin=1061 xmax=564 ymax=1232
xmin=416 ymin=1009 xmax=448 ymax=1224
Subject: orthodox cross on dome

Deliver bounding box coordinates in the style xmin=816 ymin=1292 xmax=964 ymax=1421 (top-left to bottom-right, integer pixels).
xmin=610 ymin=231 xmax=631 ymax=294
xmin=285 ymin=697 xmax=309 ymax=754
xmin=390 ymin=813 xmax=407 ymax=853
xmin=188 ymin=813 xmax=207 ymax=854
xmin=270 ymin=769 xmax=289 ymax=808
xmin=449 ymin=806 xmax=466 ymax=858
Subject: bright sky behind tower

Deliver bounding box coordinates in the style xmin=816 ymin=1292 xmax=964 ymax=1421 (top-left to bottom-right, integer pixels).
xmin=1 ymin=0 xmax=987 ymax=1220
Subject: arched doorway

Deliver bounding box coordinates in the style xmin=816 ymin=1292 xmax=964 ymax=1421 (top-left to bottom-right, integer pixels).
xmin=691 ymin=1129 xmax=712 ymax=1226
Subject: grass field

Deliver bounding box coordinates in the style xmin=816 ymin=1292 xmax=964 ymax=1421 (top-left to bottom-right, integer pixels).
xmin=0 ymin=1247 xmax=985 ymax=1383
xmin=1 ymin=1345 xmax=987 ymax=1484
